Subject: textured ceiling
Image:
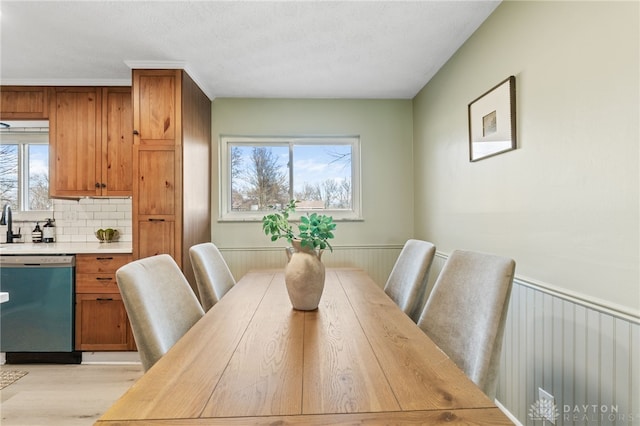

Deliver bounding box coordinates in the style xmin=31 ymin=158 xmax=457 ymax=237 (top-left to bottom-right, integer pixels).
xmin=0 ymin=1 xmax=500 ymax=99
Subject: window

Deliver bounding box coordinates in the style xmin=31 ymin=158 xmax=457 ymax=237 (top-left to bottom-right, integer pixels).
xmin=220 ymin=136 xmax=361 ymax=220
xmin=0 ymin=131 xmax=51 ymax=212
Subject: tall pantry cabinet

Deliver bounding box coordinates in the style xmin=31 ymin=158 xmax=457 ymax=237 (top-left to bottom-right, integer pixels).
xmin=131 ymin=69 xmax=211 ymax=288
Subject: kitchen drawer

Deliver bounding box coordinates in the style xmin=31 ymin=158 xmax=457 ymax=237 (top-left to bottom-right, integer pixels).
xmin=76 ymin=253 xmax=132 ymax=274
xmin=76 ymin=273 xmax=119 ymax=293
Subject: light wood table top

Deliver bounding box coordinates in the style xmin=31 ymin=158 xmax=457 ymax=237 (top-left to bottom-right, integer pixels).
xmin=97 ymin=268 xmax=512 ymax=425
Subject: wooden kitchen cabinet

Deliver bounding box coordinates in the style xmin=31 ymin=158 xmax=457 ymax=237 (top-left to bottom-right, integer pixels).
xmin=132 ymin=69 xmax=211 ymax=289
xmin=101 ymin=87 xmax=134 ymax=196
xmin=49 ymin=86 xmax=132 ymax=198
xmin=75 ymin=253 xmax=136 ymax=351
xmin=49 ymin=87 xmax=101 ymax=197
xmin=133 ymin=144 xmax=178 ymax=259
xmin=0 ymin=86 xmax=51 ymax=119
xmin=137 ymin=219 xmax=176 ymax=259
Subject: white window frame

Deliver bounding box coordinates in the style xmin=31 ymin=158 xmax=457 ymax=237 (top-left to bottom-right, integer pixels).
xmin=219 ymin=135 xmax=362 ymax=221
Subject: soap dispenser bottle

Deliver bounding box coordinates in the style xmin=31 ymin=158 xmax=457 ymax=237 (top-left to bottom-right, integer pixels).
xmin=43 ymin=218 xmax=55 ymax=243
xmin=32 ymin=222 xmax=42 ymax=243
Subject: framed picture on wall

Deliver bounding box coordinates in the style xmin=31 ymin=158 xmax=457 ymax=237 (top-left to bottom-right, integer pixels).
xmin=468 ymin=76 xmax=516 ymax=162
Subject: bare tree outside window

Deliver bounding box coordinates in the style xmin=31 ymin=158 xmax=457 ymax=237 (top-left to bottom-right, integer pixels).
xmin=28 ymin=144 xmax=51 ymax=210
xmin=293 ymin=144 xmax=352 ymax=209
xmin=231 ymin=145 xmax=289 ymax=211
xmin=0 ymin=135 xmax=51 ymax=211
xmin=222 ymin=136 xmax=360 ymax=220
xmin=295 ymin=182 xmax=322 ymax=203
xmin=246 ymin=147 xmax=289 ymax=209
xmin=0 ymin=144 xmax=18 ymax=208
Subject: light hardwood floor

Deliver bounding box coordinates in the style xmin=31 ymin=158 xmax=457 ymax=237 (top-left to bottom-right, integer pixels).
xmin=0 ymin=364 xmax=142 ymax=426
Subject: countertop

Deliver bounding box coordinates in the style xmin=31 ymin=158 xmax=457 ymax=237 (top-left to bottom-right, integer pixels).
xmin=0 ymin=241 xmax=132 ymax=255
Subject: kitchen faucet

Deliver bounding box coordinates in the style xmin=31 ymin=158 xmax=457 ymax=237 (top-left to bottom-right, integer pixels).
xmin=1 ymin=203 xmax=21 ymax=243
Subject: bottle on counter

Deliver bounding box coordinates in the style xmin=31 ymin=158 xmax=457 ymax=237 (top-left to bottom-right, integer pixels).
xmin=43 ymin=218 xmax=55 ymax=243
xmin=32 ymin=222 xmax=42 ymax=243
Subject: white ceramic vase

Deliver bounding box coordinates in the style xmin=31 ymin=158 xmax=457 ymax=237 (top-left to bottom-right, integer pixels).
xmin=284 ymin=239 xmax=325 ymax=311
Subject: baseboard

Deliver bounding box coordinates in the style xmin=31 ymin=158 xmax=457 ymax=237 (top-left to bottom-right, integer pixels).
xmin=495 ymin=399 xmax=523 ymax=426
xmin=81 ymin=351 xmax=141 ymax=365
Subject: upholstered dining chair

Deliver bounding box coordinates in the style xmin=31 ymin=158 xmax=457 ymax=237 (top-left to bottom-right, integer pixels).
xmin=189 ymin=242 xmax=236 ymax=311
xmin=416 ymin=249 xmax=515 ymax=399
xmin=384 ymin=239 xmax=436 ymax=321
xmin=116 ymin=254 xmax=205 ymax=371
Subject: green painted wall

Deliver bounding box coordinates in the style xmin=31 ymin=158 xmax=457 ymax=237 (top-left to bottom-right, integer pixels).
xmin=413 ymin=1 xmax=639 ymax=313
xmin=210 ymin=98 xmax=414 ymax=249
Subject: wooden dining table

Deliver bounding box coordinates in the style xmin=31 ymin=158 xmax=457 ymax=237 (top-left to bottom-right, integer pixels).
xmin=97 ymin=268 xmax=513 ymax=425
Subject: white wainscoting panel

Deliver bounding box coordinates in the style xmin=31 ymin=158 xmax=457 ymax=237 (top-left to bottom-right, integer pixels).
xmin=219 ymin=244 xmax=403 ymax=290
xmin=428 ymin=252 xmax=640 ymax=426
xmin=496 ymin=280 xmax=639 ymax=425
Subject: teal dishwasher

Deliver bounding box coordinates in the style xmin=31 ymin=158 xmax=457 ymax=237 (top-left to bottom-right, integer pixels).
xmin=0 ymin=255 xmax=76 ymax=361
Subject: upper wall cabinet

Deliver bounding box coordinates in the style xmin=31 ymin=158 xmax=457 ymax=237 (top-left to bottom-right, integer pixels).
xmin=0 ymin=86 xmax=51 ymax=119
xmin=101 ymin=87 xmax=134 ymax=196
xmin=49 ymin=87 xmax=133 ymax=198
xmin=134 ymin=71 xmax=178 ymax=145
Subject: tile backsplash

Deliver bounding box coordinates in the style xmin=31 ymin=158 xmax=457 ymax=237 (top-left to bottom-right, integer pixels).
xmin=3 ymin=198 xmax=132 ymax=244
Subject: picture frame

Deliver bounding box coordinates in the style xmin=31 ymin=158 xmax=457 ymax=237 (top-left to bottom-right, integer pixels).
xmin=468 ymin=76 xmax=516 ymax=162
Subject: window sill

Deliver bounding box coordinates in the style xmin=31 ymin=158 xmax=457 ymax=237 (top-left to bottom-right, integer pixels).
xmin=217 ymin=212 xmax=364 ymax=223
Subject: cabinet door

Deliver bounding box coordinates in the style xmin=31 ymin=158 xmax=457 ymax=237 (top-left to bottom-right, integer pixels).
xmin=75 ymin=294 xmax=135 ymax=351
xmin=135 ymin=145 xmax=178 ymax=216
xmin=136 ymin=219 xmax=176 ymax=261
xmin=49 ymin=87 xmax=101 ymax=197
xmin=0 ymin=86 xmax=50 ymax=119
xmin=101 ymin=87 xmax=133 ymax=196
xmin=133 ymin=69 xmax=180 ymax=146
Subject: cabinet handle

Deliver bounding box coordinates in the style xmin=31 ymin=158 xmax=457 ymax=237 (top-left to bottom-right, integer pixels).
xmin=96 ymin=297 xmax=114 ymax=301
xmin=96 ymin=257 xmax=114 ymax=260
xmin=96 ymin=277 xmax=113 ymax=281
xmin=101 ymin=183 xmax=106 ymax=188
xmin=148 ymin=218 xmax=165 ymax=222
xmin=95 ymin=182 xmax=101 ymax=188
xmin=133 ymin=130 xmax=139 ymax=135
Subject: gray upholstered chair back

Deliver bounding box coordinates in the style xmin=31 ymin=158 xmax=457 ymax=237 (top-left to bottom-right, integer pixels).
xmin=116 ymin=254 xmax=205 ymax=371
xmin=384 ymin=239 xmax=436 ymax=321
xmin=417 ymin=249 xmax=515 ymax=399
xmin=189 ymin=242 xmax=236 ymax=311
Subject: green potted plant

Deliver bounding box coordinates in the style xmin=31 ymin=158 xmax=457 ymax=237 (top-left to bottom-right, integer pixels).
xmin=262 ymin=200 xmax=337 ymax=311
xmin=262 ymin=199 xmax=336 ymax=252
